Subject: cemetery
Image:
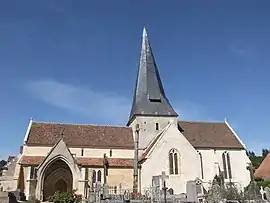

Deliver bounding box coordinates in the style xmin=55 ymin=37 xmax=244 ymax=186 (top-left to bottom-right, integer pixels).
xmin=1 ymin=152 xmax=270 ymax=203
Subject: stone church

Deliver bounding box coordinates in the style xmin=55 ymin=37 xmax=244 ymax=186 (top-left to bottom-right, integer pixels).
xmin=0 ymin=28 xmax=251 ymax=201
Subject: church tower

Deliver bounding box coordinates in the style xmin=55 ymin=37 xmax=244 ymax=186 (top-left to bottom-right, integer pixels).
xmin=127 ymin=28 xmax=178 ymax=149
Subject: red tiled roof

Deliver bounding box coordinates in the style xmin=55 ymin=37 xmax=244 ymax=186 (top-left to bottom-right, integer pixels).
xmin=19 ymin=156 xmax=133 ymax=168
xmin=254 ymin=153 xmax=270 ymax=179
xmin=26 ymin=122 xmax=134 ymax=149
xmin=178 ymin=121 xmax=244 ymax=149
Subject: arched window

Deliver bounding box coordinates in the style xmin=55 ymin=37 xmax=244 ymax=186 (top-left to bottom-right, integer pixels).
xmin=97 ymin=170 xmax=102 ymax=182
xmin=169 ymin=149 xmax=179 ymax=175
xmin=222 ymin=152 xmax=232 ymax=179
xmin=226 ymin=153 xmax=232 ymax=179
xmin=155 ymin=123 xmax=159 ymax=130
xmin=92 ymin=170 xmax=96 ymax=183
xmin=197 ymin=151 xmax=204 ymax=179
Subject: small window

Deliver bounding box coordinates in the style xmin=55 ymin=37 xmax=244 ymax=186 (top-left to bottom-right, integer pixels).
xmin=92 ymin=170 xmax=96 ymax=183
xmin=155 ymin=123 xmax=159 ymax=130
xmin=97 ymin=170 xmax=101 ymax=182
xmin=81 ymin=149 xmax=84 ymax=156
xmin=30 ymin=166 xmax=36 ymax=179
xmin=110 ymin=149 xmax=112 ymax=157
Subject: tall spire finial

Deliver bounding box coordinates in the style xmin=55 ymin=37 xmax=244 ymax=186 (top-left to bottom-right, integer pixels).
xmin=127 ymin=28 xmax=178 ymax=125
xmin=143 ymin=27 xmax=147 ymax=37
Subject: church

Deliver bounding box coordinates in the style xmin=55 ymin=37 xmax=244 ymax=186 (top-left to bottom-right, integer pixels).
xmin=0 ymin=28 xmax=251 ymax=201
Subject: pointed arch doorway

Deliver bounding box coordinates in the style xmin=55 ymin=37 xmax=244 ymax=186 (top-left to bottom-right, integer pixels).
xmin=42 ymin=159 xmax=73 ymax=200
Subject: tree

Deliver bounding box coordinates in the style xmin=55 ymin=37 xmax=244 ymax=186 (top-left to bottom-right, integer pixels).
xmin=247 ymin=150 xmax=264 ymax=169
xmin=262 ymin=149 xmax=269 ymax=158
xmin=0 ymin=160 xmax=7 ymax=168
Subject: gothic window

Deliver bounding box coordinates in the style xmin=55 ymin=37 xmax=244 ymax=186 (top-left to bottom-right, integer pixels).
xmin=222 ymin=152 xmax=232 ymax=179
xmin=155 ymin=123 xmax=159 ymax=130
xmin=92 ymin=170 xmax=96 ymax=183
xmin=226 ymin=153 xmax=232 ymax=179
xmin=198 ymin=151 xmax=204 ymax=179
xmin=97 ymin=170 xmax=102 ymax=182
xmin=169 ymin=149 xmax=179 ymax=175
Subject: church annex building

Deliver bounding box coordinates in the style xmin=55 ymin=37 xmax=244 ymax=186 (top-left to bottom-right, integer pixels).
xmin=0 ymin=28 xmax=251 ymax=201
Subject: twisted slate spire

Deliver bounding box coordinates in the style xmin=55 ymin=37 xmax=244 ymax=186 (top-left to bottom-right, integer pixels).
xmin=127 ymin=28 xmax=178 ymax=125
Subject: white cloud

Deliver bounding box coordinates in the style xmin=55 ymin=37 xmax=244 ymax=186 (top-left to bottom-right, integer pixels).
xmin=230 ymin=40 xmax=252 ymax=57
xmin=175 ymin=101 xmax=213 ymax=121
xmin=25 ymin=79 xmax=211 ymax=125
xmin=25 ymin=79 xmax=131 ymax=125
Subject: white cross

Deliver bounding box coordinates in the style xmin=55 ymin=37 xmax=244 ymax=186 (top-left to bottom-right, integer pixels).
xmin=160 ymin=171 xmax=169 ymax=188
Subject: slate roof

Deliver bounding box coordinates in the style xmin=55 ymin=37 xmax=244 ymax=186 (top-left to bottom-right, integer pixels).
xmin=127 ymin=28 xmax=178 ymax=125
xmin=25 ymin=121 xmax=134 ymax=149
xmin=19 ymin=156 xmax=133 ymax=168
xmin=178 ymin=121 xmax=244 ymax=149
xmin=254 ymin=153 xmax=270 ymax=179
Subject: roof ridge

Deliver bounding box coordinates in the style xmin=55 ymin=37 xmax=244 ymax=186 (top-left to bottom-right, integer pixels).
xmin=32 ymin=121 xmax=131 ymax=128
xmin=178 ymin=120 xmax=224 ymax=124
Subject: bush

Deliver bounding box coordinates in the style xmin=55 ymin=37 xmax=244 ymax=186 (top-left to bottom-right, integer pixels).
xmin=256 ymin=180 xmax=270 ymax=188
xmin=48 ymin=190 xmax=82 ymax=203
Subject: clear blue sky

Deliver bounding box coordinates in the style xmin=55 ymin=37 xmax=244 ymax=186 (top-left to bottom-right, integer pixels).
xmin=0 ymin=1 xmax=269 ymax=159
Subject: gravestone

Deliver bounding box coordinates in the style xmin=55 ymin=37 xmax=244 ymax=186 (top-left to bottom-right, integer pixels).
xmin=244 ymin=182 xmax=261 ymax=200
xmin=152 ymin=175 xmax=161 ymax=201
xmin=260 ymin=186 xmax=265 ymax=200
xmin=8 ymin=192 xmax=18 ymax=203
xmin=152 ymin=176 xmax=160 ymax=188
xmin=159 ymin=172 xmax=169 ymax=200
xmin=186 ymin=181 xmax=198 ymax=203
xmin=265 ymin=187 xmax=270 ymax=201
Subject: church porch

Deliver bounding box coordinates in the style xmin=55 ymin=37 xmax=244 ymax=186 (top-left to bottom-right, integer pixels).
xmin=18 ymin=154 xmax=134 ymax=201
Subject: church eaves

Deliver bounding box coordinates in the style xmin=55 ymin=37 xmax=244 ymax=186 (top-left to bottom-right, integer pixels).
xmin=127 ymin=28 xmax=178 ymax=125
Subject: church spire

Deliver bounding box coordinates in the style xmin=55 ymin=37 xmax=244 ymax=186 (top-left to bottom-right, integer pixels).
xmin=127 ymin=28 xmax=178 ymax=125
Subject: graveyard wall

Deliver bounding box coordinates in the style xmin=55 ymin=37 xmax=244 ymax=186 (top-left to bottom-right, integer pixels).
xmin=22 ymin=146 xmax=134 ymax=159
xmin=197 ymin=148 xmax=251 ymax=190
xmin=140 ymin=123 xmax=201 ymax=194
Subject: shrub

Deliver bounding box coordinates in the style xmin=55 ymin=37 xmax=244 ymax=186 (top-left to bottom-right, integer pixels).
xmin=48 ymin=190 xmax=82 ymax=203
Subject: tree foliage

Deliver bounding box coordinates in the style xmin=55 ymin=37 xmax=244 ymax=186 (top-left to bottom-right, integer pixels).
xmin=247 ymin=149 xmax=269 ymax=169
xmin=0 ymin=160 xmax=7 ymax=168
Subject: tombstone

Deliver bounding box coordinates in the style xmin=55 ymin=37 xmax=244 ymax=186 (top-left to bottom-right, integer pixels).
xmin=8 ymin=192 xmax=18 ymax=203
xmin=186 ymin=181 xmax=198 ymax=203
xmin=152 ymin=175 xmax=160 ymax=189
xmin=265 ymin=187 xmax=270 ymax=201
xmin=260 ymin=186 xmax=265 ymax=200
xmin=244 ymin=182 xmax=261 ymax=200
xmin=159 ymin=171 xmax=169 ymax=202
xmin=168 ymin=188 xmax=174 ymax=195
xmin=95 ymin=182 xmax=102 ymax=203
xmin=152 ymin=175 xmax=161 ymax=201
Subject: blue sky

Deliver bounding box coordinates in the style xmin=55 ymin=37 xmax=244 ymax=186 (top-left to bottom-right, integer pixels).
xmin=0 ymin=1 xmax=270 ymax=159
